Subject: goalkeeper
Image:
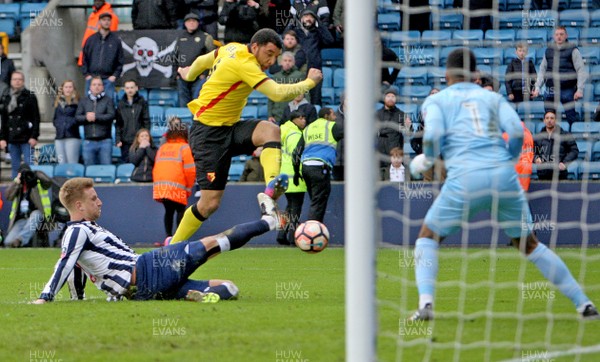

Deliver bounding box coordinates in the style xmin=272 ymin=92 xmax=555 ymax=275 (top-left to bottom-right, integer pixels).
xmin=408 ymin=48 xmax=598 ymax=321
xmin=32 ymin=178 xmax=284 ymax=304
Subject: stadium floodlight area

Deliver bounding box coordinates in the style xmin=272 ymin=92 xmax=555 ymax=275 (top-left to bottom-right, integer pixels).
xmin=363 ymin=0 xmax=600 ymax=360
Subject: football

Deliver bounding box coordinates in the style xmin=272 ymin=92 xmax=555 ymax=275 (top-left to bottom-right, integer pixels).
xmin=294 ymin=221 xmax=329 ymax=253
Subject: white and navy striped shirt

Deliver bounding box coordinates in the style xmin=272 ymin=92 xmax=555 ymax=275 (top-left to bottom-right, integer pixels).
xmin=40 ymin=220 xmax=139 ymax=301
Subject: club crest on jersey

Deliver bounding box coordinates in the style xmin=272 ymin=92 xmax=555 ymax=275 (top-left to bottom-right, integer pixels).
xmin=207 ymin=172 xmax=216 ymax=182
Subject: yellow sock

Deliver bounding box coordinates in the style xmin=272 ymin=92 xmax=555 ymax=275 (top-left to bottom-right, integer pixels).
xmin=171 ymin=206 xmax=204 ymax=244
xmin=260 ymin=146 xmax=281 ymax=185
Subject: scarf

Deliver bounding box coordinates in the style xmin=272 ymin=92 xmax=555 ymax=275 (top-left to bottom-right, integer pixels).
xmin=8 ymin=88 xmax=22 ymax=113
xmin=88 ymin=90 xmax=105 ymax=102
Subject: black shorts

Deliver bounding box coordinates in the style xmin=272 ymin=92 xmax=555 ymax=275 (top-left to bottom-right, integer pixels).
xmin=189 ymin=120 xmax=261 ymax=190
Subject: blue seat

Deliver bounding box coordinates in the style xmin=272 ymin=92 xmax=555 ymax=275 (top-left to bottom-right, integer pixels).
xmin=377 ymin=0 xmax=399 ymax=14
xmin=427 ymin=67 xmax=447 ymax=87
xmin=150 ymin=124 xmax=168 ymax=142
xmin=333 ymin=68 xmax=345 ymax=89
xmin=473 ymin=48 xmax=503 ymax=66
xmin=559 ymin=9 xmax=590 ymax=28
xmin=321 ymin=87 xmax=335 ymax=105
xmin=524 ymin=10 xmax=559 ymax=28
xmin=54 ymin=163 xmax=85 ymax=179
xmin=403 ymin=142 xmax=416 ymax=158
xmin=247 ymin=90 xmax=268 ymax=106
xmin=112 ymin=146 xmax=121 ymax=162
xmin=20 ymin=3 xmax=47 ymax=30
xmin=515 ymin=29 xmax=548 ymax=48
xmin=579 ymin=47 xmax=600 ymax=66
xmin=590 ymin=65 xmax=600 ymax=83
xmin=397 ymin=103 xmax=419 ymax=120
xmin=322 ymin=67 xmax=333 ymax=88
xmin=164 ymin=107 xmax=193 ymax=124
xmin=595 ymin=83 xmax=600 ymax=101
xmin=439 ymin=47 xmax=460 ymax=67
xmin=580 ymin=28 xmax=600 ymax=46
xmin=148 ymin=89 xmax=178 ymax=107
xmin=384 ymin=31 xmax=420 ymax=48
xmin=85 ymin=165 xmax=116 ymax=183
xmin=116 ymin=163 xmax=135 ymax=183
xmin=535 ymin=121 xmax=546 ymax=134
xmin=518 ymin=101 xmax=546 ymax=120
xmin=579 ymin=161 xmax=600 ymax=180
xmin=576 ymin=140 xmax=593 ymax=160
xmin=581 ymin=101 xmax=599 ymax=122
xmin=452 ymin=30 xmax=484 ymax=47
xmin=400 ymin=47 xmax=438 ymax=66
xmin=431 ymin=12 xmax=463 ymax=30
xmin=398 ymin=85 xmax=432 ymax=103
xmin=149 ymin=105 xmax=165 ymax=126
xmin=257 ymin=105 xmax=268 ymax=119
xmin=37 ymin=143 xmax=57 ymax=164
xmin=505 ymin=0 xmax=525 ymax=10
xmin=31 ymin=164 xmax=54 ymax=178
xmin=485 ymin=29 xmax=515 ymax=47
xmin=321 ymin=48 xmax=344 ymax=68
xmin=592 ymin=141 xmax=600 ymax=161
xmin=493 ymin=65 xmax=507 ymax=84
xmin=396 ymin=67 xmax=428 ymax=86
xmin=421 ymin=30 xmax=452 ymax=47
xmin=570 ymin=122 xmax=600 ymax=139
xmin=503 ymin=47 xmax=536 ymax=65
xmin=228 ymin=162 xmax=245 ymax=182
xmin=0 ymin=3 xmax=19 ymax=37
xmin=567 ymin=160 xmax=580 ymax=180
xmin=377 ymin=13 xmax=401 ymax=31
xmin=478 ymin=64 xmax=492 ymax=76
xmin=524 ymin=121 xmax=536 ymax=135
xmin=591 ymin=9 xmax=600 ymax=27
xmin=497 ymin=11 xmax=524 ymax=29
xmin=241 ymin=105 xmax=258 ymax=120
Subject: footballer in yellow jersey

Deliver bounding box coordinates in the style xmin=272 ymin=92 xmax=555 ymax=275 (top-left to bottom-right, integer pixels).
xmin=169 ymin=29 xmax=323 ymax=245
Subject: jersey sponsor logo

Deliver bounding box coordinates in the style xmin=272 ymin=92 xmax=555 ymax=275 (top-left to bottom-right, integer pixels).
xmin=207 ymin=172 xmax=216 ymax=182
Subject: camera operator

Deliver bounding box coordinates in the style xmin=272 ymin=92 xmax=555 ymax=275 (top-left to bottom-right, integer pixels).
xmin=3 ymin=164 xmax=53 ymax=248
xmin=218 ymin=0 xmax=260 ymax=44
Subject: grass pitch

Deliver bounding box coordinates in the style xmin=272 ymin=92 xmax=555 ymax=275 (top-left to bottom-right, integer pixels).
xmin=1 ymin=247 xmax=599 ymax=361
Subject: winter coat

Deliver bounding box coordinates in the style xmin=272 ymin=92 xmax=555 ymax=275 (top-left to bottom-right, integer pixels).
xmin=218 ymin=1 xmax=259 ymax=44
xmin=0 ymin=88 xmax=41 ymax=143
xmin=132 ymin=0 xmax=178 ymax=29
xmin=53 ymin=102 xmax=80 ymax=140
xmin=76 ymin=93 xmax=115 ymax=141
xmin=81 ymin=31 xmax=124 ymax=79
xmin=116 ymin=93 xmax=151 ymax=144
xmin=129 ymin=145 xmax=157 ymax=182
xmin=534 ymin=126 xmax=579 ymax=180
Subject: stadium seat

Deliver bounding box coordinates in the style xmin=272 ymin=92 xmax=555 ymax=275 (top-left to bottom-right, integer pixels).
xmin=241 ymin=105 xmax=258 ymax=120
xmin=150 ymin=124 xmax=167 ymax=143
xmin=497 ymin=11 xmax=524 ymax=29
xmin=37 ymin=143 xmax=57 ymax=164
xmin=590 ymin=65 xmax=600 ymax=83
xmin=396 ymin=67 xmax=428 ymax=86
xmin=439 ymin=47 xmax=460 ymax=67
xmin=398 ymin=85 xmax=432 ymax=103
xmin=530 ymin=162 xmax=538 ymax=180
xmin=257 ymin=105 xmax=268 ymax=119
xmin=571 ymin=122 xmax=600 ymax=140
xmin=559 ymin=9 xmax=590 ymax=28
xmin=581 ymin=101 xmax=598 ymax=123
xmin=595 ymin=83 xmax=600 ymax=101
xmin=421 ymin=30 xmax=452 ymax=47
xmin=333 ymin=68 xmax=345 ymax=89
xmin=525 ymin=10 xmax=559 ymax=28
xmin=591 ymin=9 xmax=600 ymax=27
xmin=0 ymin=3 xmax=19 ymax=37
xmin=247 ymin=90 xmax=268 ymax=106
xmin=567 ymin=160 xmax=580 ymax=179
xmin=85 ymin=164 xmax=117 ymax=183
xmin=377 ymin=0 xmax=399 ymax=14
xmin=322 ymin=67 xmax=333 ymax=88
xmin=403 ymin=142 xmax=416 ymax=158
xmin=502 ymin=47 xmax=536 ymax=65
xmin=397 ymin=103 xmax=419 ymax=120
xmin=54 ymin=163 xmax=85 ymax=179
xmin=31 ymin=164 xmax=54 ymax=178
xmin=473 ymin=48 xmax=503 ymax=66
xmin=116 ymin=163 xmax=135 ymax=183
xmin=228 ymin=162 xmax=245 ymax=182
xmin=505 ymin=0 xmax=525 ymax=10
xmin=20 ymin=3 xmax=47 ymax=30
xmin=493 ymin=65 xmax=507 ymax=85
xmin=452 ymin=29 xmax=484 ymax=47
xmin=321 ymin=87 xmax=335 ymax=105
xmin=524 ymin=121 xmax=536 ymax=135
xmin=579 ymin=161 xmax=600 ymax=180
xmin=377 ymin=13 xmax=401 ymax=31
xmin=515 ymin=29 xmax=548 ymax=48
xmin=112 ymin=146 xmax=121 ymax=163
xmin=384 ymin=30 xmax=420 ymax=48
xmin=579 ymin=47 xmax=600 ymax=66
xmin=592 ymin=141 xmax=600 ymax=161
xmin=431 ymin=11 xmax=463 ymax=30
xmin=149 ymin=105 xmax=165 ymax=126
xmin=427 ymin=66 xmax=447 ymax=87
xmin=321 ymin=48 xmax=344 ymax=68
xmin=148 ymin=89 xmax=178 ymax=107
xmin=575 ymin=140 xmax=594 ymax=160
xmin=164 ymin=107 xmax=193 ymax=124
xmin=518 ymin=101 xmax=546 ymax=121
xmin=400 ymin=47 xmax=438 ymax=66
xmin=580 ymin=28 xmax=600 ymax=46
xmin=485 ymin=29 xmax=515 ymax=47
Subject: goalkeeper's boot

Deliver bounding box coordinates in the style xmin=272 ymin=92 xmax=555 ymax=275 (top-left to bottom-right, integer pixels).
xmin=185 ymin=290 xmax=220 ymax=304
xmin=581 ymin=304 xmax=600 ymax=320
xmin=264 ymin=174 xmax=289 ymax=201
xmin=258 ymin=192 xmax=288 ymax=230
xmin=408 ymin=303 xmax=433 ymax=321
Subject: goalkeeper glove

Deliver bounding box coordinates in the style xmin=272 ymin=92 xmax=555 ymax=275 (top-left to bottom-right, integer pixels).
xmin=410 ymin=154 xmax=433 ymax=178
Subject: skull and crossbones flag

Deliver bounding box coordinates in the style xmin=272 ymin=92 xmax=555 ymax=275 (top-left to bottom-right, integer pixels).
xmin=115 ymin=30 xmax=178 ymax=88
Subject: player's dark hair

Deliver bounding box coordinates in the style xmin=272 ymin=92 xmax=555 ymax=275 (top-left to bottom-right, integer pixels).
xmin=319 ymin=107 xmax=333 ymax=119
xmin=251 ymin=28 xmax=283 ymax=49
xmin=446 ymin=48 xmax=477 ymax=81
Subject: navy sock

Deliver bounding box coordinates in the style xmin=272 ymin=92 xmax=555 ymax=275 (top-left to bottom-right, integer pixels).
xmin=222 ymin=220 xmax=270 ymax=251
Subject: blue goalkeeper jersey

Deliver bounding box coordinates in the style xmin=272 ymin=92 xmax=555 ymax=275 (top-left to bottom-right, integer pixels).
xmin=420 ymin=82 xmax=523 ymax=178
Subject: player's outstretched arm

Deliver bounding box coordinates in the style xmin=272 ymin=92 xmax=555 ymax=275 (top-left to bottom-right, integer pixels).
xmin=179 ymin=50 xmax=217 ymax=82
xmin=256 ymin=69 xmax=321 ymax=103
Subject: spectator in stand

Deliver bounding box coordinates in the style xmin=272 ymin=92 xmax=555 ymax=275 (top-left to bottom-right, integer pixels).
xmin=175 ymin=13 xmax=217 ymax=107
xmin=219 ymin=0 xmax=260 ymax=44
xmin=595 ymin=102 xmax=600 ymax=122
xmin=268 ymin=52 xmax=306 ymax=124
xmin=259 ymin=0 xmax=291 ymax=34
xmin=287 ymin=9 xmax=334 ymax=106
xmin=185 ymin=0 xmax=220 ymax=40
xmin=153 ymin=119 xmax=195 ymax=238
xmin=534 ymin=110 xmax=579 ymax=181
xmin=277 ymin=111 xmax=307 ymax=246
xmin=0 ymin=71 xmax=40 ymax=178
xmin=532 ymin=26 xmax=588 ymax=126
xmin=76 ymin=76 xmax=115 ymax=166
xmin=333 ymin=92 xmax=345 ymax=181
xmin=381 ymin=39 xmax=400 ymax=93
xmin=399 ymin=0 xmax=430 ymax=33
xmin=240 ymin=147 xmax=265 ymax=182
xmin=377 ymin=88 xmax=411 ymax=181
xmin=281 ymin=92 xmax=317 ymax=126
xmin=53 ymin=80 xmax=81 ymax=165
xmin=454 ymin=0 xmax=492 ymax=33
xmin=132 ymin=0 xmax=178 ymax=29
xmin=388 ymin=147 xmax=405 ymax=182
xmin=78 ymin=0 xmax=119 ymax=67
xmin=505 ymin=43 xmax=537 ymax=104
xmin=332 ymin=0 xmax=343 ymax=39
xmin=81 ymin=12 xmax=123 ymax=101
xmin=0 ymin=43 xmax=15 ymax=86
xmin=269 ymin=30 xmax=307 ymax=74
xmin=116 ymin=79 xmax=150 ymax=163
xmin=290 ymin=0 xmax=331 ymax=29
xmin=129 ymin=128 xmax=157 ymax=183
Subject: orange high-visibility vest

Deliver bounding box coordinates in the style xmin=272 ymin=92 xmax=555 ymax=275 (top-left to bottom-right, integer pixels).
xmin=152 ymin=140 xmax=196 ymax=206
xmin=503 ymin=122 xmax=534 ymax=192
xmin=77 ymin=3 xmax=120 ymax=66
